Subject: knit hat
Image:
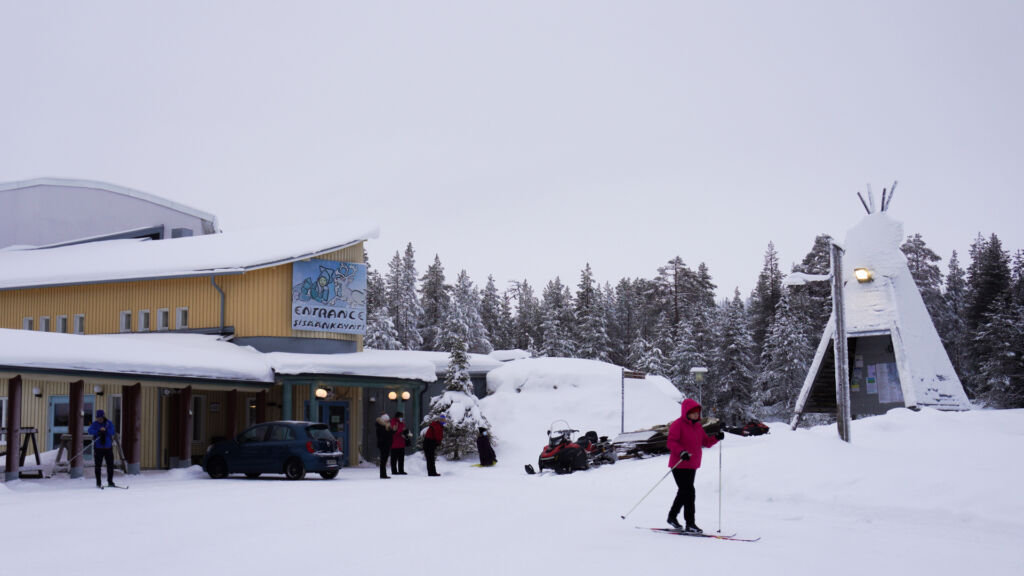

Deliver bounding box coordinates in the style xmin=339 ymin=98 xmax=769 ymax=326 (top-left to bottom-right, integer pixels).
xmin=96 ymin=409 xmax=106 ymax=418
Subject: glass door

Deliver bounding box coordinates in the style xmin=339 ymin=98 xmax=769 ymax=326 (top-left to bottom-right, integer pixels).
xmin=49 ymin=395 xmax=96 ymax=458
xmin=318 ymin=402 xmax=348 ymax=466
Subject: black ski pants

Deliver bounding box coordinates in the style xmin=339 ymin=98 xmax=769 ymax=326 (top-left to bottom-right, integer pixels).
xmin=378 ymin=446 xmax=390 ymax=478
xmin=390 ymin=448 xmax=405 ymax=474
xmin=94 ymin=448 xmax=114 ymax=486
xmin=669 ymin=468 xmax=697 ymax=526
xmin=424 ymin=439 xmax=439 ymax=476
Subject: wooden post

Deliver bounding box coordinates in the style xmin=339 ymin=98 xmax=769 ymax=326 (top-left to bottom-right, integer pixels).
xmin=831 ymin=243 xmax=852 ymax=443
xmin=225 ymin=389 xmax=238 ymax=440
xmin=69 ymin=380 xmax=84 ymax=479
xmin=180 ymin=386 xmax=193 ymax=468
xmin=124 ymin=383 xmax=142 ymax=475
xmin=4 ymin=376 xmax=22 ymax=482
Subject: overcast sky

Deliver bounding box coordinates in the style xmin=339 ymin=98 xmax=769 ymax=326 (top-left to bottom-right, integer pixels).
xmin=2 ymin=2 xmax=1021 ymax=300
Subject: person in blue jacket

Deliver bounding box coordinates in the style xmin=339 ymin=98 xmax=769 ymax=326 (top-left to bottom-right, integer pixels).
xmin=88 ymin=410 xmax=116 ymax=488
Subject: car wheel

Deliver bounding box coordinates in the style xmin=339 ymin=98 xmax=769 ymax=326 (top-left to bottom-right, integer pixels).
xmin=244 ymin=472 xmax=261 ymax=479
xmin=284 ymin=458 xmax=306 ymax=480
xmin=319 ymin=470 xmax=339 ymax=480
xmin=206 ymin=457 xmax=228 ymax=479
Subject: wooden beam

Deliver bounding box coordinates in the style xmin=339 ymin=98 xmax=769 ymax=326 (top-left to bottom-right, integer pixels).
xmin=124 ymin=383 xmax=142 ymax=474
xmin=69 ymin=380 xmax=84 ymax=478
xmin=4 ymin=376 xmax=22 ymax=481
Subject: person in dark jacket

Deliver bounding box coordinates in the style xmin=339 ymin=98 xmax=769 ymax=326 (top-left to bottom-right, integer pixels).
xmin=665 ymin=398 xmax=723 ymax=532
xmin=423 ymin=414 xmax=445 ymax=477
xmin=389 ymin=411 xmax=409 ymax=475
xmin=88 ymin=409 xmax=116 ymax=488
xmin=375 ymin=412 xmax=394 ymax=479
xmin=476 ymin=427 xmax=496 ymax=467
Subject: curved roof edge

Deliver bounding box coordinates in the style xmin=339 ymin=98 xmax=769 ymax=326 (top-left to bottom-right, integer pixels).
xmin=0 ymin=177 xmax=220 ymax=232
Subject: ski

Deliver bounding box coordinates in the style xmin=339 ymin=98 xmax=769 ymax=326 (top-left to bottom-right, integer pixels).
xmin=638 ymin=527 xmax=760 ymax=542
xmin=102 ymin=485 xmax=129 ymax=490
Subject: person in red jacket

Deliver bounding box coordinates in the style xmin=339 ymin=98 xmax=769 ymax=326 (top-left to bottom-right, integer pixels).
xmin=666 ymin=398 xmax=723 ymax=532
xmin=390 ymin=411 xmax=409 ymax=476
xmin=423 ymin=414 xmax=446 ymax=477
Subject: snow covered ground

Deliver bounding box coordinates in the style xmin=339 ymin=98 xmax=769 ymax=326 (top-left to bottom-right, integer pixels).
xmin=3 ymin=358 xmax=1021 ymax=576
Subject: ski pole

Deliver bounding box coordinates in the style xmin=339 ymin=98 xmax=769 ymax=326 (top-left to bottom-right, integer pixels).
xmin=620 ymin=458 xmax=684 ymax=520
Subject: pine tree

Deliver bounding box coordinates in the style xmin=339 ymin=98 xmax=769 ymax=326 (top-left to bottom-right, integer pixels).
xmin=938 ymin=251 xmax=968 ymax=378
xmin=480 ymin=275 xmax=504 ymax=349
xmin=574 ymin=263 xmax=610 ymax=361
xmin=496 ymin=291 xmax=516 ymax=350
xmin=627 ymin=329 xmax=666 ymax=376
xmin=385 ymin=245 xmax=423 ymax=350
xmin=511 ymin=280 xmax=541 ymax=353
xmin=790 ymin=234 xmax=833 ymax=337
xmin=964 ymin=234 xmax=1012 ymax=396
xmin=539 ymin=278 xmax=575 ymax=357
xmin=608 ymin=279 xmax=640 ymax=367
xmin=364 ymin=308 xmax=403 ymax=350
xmin=901 ymin=233 xmax=945 ymax=320
xmin=423 ymin=335 xmax=490 ymax=460
xmin=755 ymin=288 xmax=813 ymax=420
xmin=450 ymin=270 xmax=492 ymax=354
xmin=748 ymin=242 xmax=783 ymax=359
xmin=418 ymin=255 xmax=450 ymax=351
xmin=974 ymin=293 xmax=1024 ymax=408
xmin=710 ymin=289 xmax=756 ymax=424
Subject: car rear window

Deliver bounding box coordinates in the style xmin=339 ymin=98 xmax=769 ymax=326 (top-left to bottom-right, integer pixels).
xmin=307 ymin=426 xmax=334 ymax=442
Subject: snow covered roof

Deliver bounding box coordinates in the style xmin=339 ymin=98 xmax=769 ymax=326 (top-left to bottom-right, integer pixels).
xmin=0 ymin=330 xmax=273 ymax=383
xmin=364 ymin=349 xmax=504 ymax=376
xmin=0 ymin=331 xmax=459 ymax=385
xmin=0 ymin=220 xmax=380 ymax=290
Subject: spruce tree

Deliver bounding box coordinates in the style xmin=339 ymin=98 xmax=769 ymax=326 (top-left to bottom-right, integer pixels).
xmin=938 ymin=251 xmax=968 ymax=377
xmin=364 ymin=308 xmax=403 ymax=350
xmin=755 ymin=288 xmax=813 ymax=420
xmin=748 ymin=242 xmax=783 ymax=359
xmin=539 ymin=278 xmax=575 ymax=357
xmin=480 ymin=275 xmax=504 ymax=349
xmin=608 ymin=279 xmax=640 ymax=367
xmin=418 ymin=255 xmax=450 ymax=351
xmin=710 ymin=289 xmax=756 ymax=424
xmin=974 ymin=293 xmax=1024 ymax=408
xmin=790 ymin=234 xmax=833 ymax=336
xmin=511 ymin=280 xmax=541 ymax=353
xmin=574 ymin=263 xmax=610 ymax=361
xmin=451 ymin=270 xmax=492 ymax=354
xmin=901 ymin=233 xmax=945 ymax=320
xmin=423 ymin=335 xmax=490 ymax=460
xmin=385 ymin=245 xmax=423 ymax=350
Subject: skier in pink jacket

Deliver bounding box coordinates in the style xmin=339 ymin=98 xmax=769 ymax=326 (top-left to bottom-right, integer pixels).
xmin=666 ymin=398 xmax=723 ymax=532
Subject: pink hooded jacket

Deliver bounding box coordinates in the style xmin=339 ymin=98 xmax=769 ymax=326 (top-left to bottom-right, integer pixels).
xmin=667 ymin=398 xmax=718 ymax=470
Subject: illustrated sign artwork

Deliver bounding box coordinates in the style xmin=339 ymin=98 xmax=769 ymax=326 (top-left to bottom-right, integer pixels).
xmin=292 ymin=259 xmax=367 ymax=334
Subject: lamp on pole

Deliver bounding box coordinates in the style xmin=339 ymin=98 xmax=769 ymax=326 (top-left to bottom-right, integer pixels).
xmin=689 ymin=367 xmax=708 ymax=405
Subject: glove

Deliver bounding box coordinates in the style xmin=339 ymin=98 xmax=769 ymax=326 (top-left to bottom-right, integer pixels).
xmin=714 ymin=431 xmax=725 ymax=440
xmin=679 ymin=451 xmax=691 ymax=462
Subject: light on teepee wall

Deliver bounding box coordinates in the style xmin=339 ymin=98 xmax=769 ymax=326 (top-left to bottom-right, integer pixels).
xmin=854 ymin=268 xmax=873 ymax=283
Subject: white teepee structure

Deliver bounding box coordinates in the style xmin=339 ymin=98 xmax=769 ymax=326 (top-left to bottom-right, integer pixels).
xmin=792 ymin=189 xmax=970 ymax=425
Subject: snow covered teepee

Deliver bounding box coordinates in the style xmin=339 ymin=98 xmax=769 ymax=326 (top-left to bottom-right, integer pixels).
xmin=792 ymin=188 xmax=970 ymax=426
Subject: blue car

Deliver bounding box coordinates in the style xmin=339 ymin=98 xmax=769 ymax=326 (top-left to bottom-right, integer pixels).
xmin=203 ymin=421 xmax=343 ymax=480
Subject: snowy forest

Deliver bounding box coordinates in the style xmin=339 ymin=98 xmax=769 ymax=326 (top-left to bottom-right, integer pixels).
xmin=364 ymin=231 xmax=1024 ymax=424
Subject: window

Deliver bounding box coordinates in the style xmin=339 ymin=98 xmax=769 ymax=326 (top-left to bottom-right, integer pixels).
xmin=269 ymin=425 xmax=294 ymax=441
xmin=157 ymin=308 xmax=170 ymax=331
xmin=191 ymin=395 xmax=205 ymax=443
xmin=176 ymin=307 xmax=189 ymax=330
xmin=57 ymin=315 xmax=69 ymax=333
xmin=39 ymin=316 xmax=51 ymax=332
xmin=73 ymin=314 xmax=85 ymax=334
xmin=22 ymin=317 xmax=33 ymax=331
xmin=239 ymin=424 xmax=269 ymax=443
xmin=138 ymin=310 xmax=151 ymax=332
xmin=119 ymin=311 xmax=132 ymax=333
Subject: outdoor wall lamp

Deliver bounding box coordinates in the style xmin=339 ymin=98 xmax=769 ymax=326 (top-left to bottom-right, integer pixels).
xmin=32 ymin=387 xmax=42 ymax=398
xmin=388 ymin=391 xmax=398 ymax=401
xmin=401 ymin=391 xmax=411 ymax=401
xmin=854 ymin=268 xmax=873 ymax=283
xmin=315 ymin=386 xmax=329 ymax=399
xmin=93 ymin=385 xmax=104 ymax=396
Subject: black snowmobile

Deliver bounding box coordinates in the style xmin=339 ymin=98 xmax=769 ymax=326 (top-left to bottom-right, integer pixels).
xmin=576 ymin=430 xmax=617 ymax=468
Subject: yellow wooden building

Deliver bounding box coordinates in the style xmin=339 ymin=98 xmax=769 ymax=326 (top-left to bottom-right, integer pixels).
xmin=1 ymin=186 xmax=431 ymax=479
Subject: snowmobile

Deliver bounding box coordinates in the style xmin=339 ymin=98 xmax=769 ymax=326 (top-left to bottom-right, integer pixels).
xmin=532 ymin=420 xmax=589 ymax=474
xmin=576 ymin=430 xmax=617 ymax=468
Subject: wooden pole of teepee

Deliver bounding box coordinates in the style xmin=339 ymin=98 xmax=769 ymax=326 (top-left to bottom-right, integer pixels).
xmin=831 ymin=243 xmax=852 ymax=443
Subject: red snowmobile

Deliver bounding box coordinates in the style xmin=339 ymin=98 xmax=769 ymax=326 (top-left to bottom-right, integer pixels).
xmin=530 ymin=420 xmax=589 ymax=475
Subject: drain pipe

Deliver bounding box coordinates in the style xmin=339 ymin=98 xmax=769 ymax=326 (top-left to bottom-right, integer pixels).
xmin=210 ymin=275 xmax=226 ymax=334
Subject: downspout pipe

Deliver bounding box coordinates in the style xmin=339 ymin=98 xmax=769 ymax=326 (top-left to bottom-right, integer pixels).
xmin=210 ymin=275 xmax=226 ymax=334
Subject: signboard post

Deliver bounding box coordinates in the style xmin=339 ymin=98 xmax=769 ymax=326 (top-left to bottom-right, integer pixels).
xmin=621 ymin=370 xmax=646 ymax=434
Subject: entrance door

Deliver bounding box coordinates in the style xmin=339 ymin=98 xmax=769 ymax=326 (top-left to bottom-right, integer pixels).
xmin=49 ymin=395 xmax=96 ymax=457
xmin=318 ymin=402 xmax=348 ymax=466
